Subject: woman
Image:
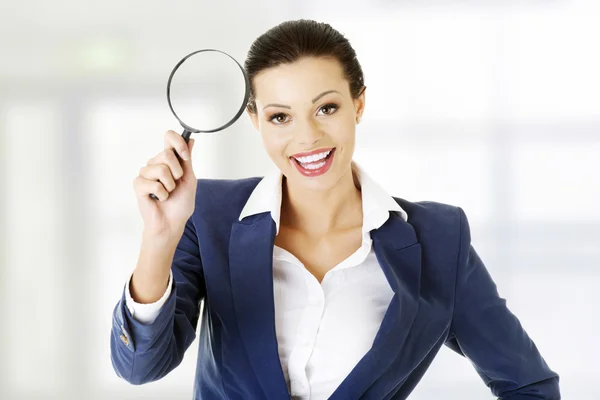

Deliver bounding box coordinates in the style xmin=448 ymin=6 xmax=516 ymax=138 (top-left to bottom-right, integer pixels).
xmin=110 ymin=19 xmax=560 ymax=399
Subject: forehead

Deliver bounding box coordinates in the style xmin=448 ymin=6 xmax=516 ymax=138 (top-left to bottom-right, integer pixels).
xmin=253 ymin=57 xmax=349 ymax=103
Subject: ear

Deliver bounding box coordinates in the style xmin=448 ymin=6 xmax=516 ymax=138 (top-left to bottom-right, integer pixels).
xmin=246 ymin=107 xmax=259 ymax=130
xmin=353 ymin=86 xmax=366 ymax=123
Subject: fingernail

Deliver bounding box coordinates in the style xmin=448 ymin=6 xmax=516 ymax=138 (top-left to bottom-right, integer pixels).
xmin=181 ymin=151 xmax=190 ymax=160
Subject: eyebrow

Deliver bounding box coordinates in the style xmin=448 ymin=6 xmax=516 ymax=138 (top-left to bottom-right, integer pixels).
xmin=262 ymin=90 xmax=341 ymax=111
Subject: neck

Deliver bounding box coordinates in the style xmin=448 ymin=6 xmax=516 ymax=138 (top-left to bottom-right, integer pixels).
xmin=280 ymin=163 xmax=363 ymax=236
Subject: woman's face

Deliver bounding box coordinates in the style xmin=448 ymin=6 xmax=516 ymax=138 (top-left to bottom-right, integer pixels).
xmin=248 ymin=56 xmax=365 ymax=192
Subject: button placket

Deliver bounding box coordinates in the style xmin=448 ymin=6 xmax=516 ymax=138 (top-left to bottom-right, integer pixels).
xmin=289 ymin=269 xmax=327 ymax=397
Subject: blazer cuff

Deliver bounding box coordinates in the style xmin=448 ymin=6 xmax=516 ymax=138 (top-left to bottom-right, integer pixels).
xmin=114 ymin=277 xmax=178 ymax=354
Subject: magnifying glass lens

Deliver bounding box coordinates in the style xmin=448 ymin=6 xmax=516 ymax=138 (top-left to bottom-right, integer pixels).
xmin=168 ymin=50 xmax=248 ymax=133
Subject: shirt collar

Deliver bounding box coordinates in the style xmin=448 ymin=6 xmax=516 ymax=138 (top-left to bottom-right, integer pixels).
xmin=238 ymin=161 xmax=408 ymax=235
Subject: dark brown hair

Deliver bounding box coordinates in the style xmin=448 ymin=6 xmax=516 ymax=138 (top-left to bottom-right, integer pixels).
xmin=244 ymin=19 xmax=365 ymax=114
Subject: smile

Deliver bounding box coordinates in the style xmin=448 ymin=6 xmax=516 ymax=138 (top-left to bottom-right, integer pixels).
xmin=289 ymin=148 xmax=336 ymax=177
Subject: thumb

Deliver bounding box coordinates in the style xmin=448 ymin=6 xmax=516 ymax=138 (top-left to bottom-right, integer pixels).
xmin=187 ymin=138 xmax=195 ymax=158
xmin=181 ymin=138 xmax=196 ymax=178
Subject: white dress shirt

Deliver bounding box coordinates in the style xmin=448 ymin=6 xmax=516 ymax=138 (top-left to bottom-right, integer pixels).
xmin=125 ymin=162 xmax=408 ymax=399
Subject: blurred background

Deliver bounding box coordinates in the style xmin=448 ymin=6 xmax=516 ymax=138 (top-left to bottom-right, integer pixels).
xmin=1 ymin=0 xmax=599 ymax=399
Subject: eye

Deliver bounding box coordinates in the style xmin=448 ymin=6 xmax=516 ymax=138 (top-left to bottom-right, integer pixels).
xmin=268 ymin=112 xmax=290 ymax=125
xmin=318 ymin=103 xmax=339 ymax=116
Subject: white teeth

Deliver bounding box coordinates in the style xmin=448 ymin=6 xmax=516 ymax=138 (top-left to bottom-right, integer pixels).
xmin=303 ymin=161 xmax=326 ymax=170
xmin=293 ymin=149 xmax=332 ymax=164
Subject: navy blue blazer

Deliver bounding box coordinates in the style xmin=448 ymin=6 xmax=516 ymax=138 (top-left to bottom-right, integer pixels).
xmin=110 ymin=177 xmax=560 ymax=399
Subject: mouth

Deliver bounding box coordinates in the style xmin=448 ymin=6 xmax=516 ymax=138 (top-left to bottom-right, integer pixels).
xmin=289 ymin=148 xmax=336 ymax=177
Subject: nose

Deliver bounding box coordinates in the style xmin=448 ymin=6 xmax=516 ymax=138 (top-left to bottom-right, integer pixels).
xmin=296 ymin=119 xmax=324 ymax=146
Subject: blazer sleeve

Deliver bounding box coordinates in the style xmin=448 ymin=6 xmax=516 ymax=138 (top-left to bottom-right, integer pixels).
xmin=444 ymin=207 xmax=560 ymax=399
xmin=110 ymin=216 xmax=206 ymax=385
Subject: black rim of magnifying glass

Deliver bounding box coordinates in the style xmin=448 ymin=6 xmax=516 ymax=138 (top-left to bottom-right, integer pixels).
xmin=166 ymin=48 xmax=251 ymax=137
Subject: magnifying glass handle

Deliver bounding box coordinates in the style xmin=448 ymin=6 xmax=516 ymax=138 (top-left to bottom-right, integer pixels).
xmin=149 ymin=129 xmax=192 ymax=200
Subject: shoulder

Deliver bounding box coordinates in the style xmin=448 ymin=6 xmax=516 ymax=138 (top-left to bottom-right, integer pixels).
xmin=392 ymin=197 xmax=470 ymax=257
xmin=193 ymin=176 xmax=263 ymax=221
xmin=196 ymin=176 xmax=262 ymax=202
xmin=394 ymin=197 xmax=463 ymax=230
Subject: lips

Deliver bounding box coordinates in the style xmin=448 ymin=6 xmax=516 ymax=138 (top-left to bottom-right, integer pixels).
xmin=289 ymin=148 xmax=336 ymax=177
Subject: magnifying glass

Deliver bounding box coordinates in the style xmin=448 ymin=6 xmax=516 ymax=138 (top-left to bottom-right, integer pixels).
xmin=149 ymin=48 xmax=250 ymax=200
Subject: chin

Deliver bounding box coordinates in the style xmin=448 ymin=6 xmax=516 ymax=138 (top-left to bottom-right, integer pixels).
xmin=288 ymin=164 xmax=348 ymax=192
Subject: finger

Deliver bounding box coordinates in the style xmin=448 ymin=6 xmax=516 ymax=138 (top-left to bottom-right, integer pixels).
xmin=182 ymin=138 xmax=195 ymax=164
xmin=180 ymin=138 xmax=196 ymax=179
xmin=133 ymin=176 xmax=169 ymax=201
xmin=150 ymin=148 xmax=184 ymax=181
xmin=165 ymin=147 xmax=185 ymax=180
xmin=139 ymin=164 xmax=176 ymax=192
xmin=163 ymin=130 xmax=190 ymax=161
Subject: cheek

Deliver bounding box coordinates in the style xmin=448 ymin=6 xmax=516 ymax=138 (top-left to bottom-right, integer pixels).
xmin=324 ymin=117 xmax=355 ymax=143
xmin=261 ymin=129 xmax=292 ymax=160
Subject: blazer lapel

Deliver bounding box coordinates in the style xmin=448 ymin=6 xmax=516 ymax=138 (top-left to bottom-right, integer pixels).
xmin=229 ymin=213 xmax=290 ymax=399
xmin=329 ymin=211 xmax=422 ymax=399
